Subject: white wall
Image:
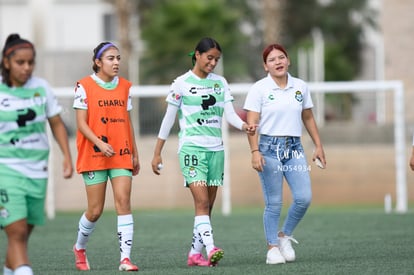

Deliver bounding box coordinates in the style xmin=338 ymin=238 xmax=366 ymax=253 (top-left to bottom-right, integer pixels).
xmin=0 ymin=0 xmax=116 ymax=87
xmin=48 ymin=1 xmax=113 ymax=50
xmin=0 ymin=0 xmax=113 ymax=51
xmin=0 ymin=1 xmax=32 ymax=43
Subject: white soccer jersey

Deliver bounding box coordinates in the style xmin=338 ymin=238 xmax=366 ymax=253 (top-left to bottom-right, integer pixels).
xmin=0 ymin=76 xmax=62 ymax=178
xmin=243 ymin=73 xmax=313 ymax=137
xmin=166 ymin=70 xmax=234 ymax=151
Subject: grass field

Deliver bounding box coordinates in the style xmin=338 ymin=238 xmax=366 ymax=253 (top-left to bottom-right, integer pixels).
xmin=1 ymin=206 xmax=414 ymax=275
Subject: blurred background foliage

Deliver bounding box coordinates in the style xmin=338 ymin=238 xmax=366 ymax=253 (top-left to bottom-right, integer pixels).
xmin=138 ymin=0 xmax=250 ymax=84
xmin=137 ymin=0 xmax=376 ymax=83
xmin=128 ymin=0 xmax=377 ymax=127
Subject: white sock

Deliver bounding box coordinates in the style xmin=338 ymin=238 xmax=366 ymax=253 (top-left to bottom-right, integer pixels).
xmin=3 ymin=266 xmax=13 ymax=275
xmin=118 ymin=214 xmax=134 ymax=261
xmin=195 ymin=215 xmax=214 ymax=255
xmin=189 ymin=225 xmax=204 ymax=255
xmin=13 ymin=265 xmax=33 ymax=275
xmin=75 ymin=213 xmax=96 ymax=250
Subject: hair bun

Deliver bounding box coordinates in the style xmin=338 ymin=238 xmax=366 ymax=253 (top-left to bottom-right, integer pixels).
xmin=5 ymin=33 xmax=21 ymax=45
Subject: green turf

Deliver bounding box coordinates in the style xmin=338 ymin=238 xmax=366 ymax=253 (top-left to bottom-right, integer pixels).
xmin=1 ymin=207 xmax=414 ymax=274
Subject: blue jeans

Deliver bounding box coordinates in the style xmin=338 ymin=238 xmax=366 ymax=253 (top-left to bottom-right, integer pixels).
xmin=258 ymin=135 xmax=312 ymax=246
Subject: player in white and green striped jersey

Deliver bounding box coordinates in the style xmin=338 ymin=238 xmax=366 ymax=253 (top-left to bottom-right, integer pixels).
xmin=0 ymin=33 xmax=73 ymax=275
xmin=151 ymin=37 xmax=256 ymax=267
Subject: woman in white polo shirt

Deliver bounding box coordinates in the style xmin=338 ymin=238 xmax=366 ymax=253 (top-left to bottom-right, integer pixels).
xmin=243 ymin=43 xmax=326 ymax=265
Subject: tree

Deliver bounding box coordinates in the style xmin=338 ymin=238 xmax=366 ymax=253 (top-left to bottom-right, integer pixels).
xmin=139 ymin=0 xmax=250 ymax=84
xmin=137 ymin=0 xmax=376 ymax=83
xmin=284 ymin=0 xmax=376 ymax=80
xmin=114 ymin=0 xmax=134 ymax=79
xmin=266 ymin=0 xmax=376 ymax=120
xmin=263 ymin=0 xmax=285 ymax=45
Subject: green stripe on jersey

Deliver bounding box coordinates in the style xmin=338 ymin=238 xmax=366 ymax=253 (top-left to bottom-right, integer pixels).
xmin=0 ymin=80 xmax=53 ymax=178
xmin=0 ymin=147 xmax=49 ymax=161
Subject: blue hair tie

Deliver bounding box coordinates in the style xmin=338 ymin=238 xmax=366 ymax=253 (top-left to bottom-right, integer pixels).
xmin=96 ymin=43 xmax=115 ymax=59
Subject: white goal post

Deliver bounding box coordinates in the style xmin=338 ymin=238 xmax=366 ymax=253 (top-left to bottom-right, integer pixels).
xmin=48 ymin=80 xmax=406 ymax=218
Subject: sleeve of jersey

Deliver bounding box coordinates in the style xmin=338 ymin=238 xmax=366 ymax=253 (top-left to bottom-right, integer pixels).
xmin=224 ymin=101 xmax=244 ymax=130
xmin=165 ymin=80 xmax=182 ymax=107
xmin=158 ymin=104 xmax=179 ymax=140
xmin=243 ymin=84 xmax=261 ymax=112
xmin=73 ymin=82 xmax=88 ymax=110
xmin=222 ymin=77 xmax=234 ymax=103
xmin=127 ymin=89 xmax=133 ymax=111
xmin=44 ymin=80 xmax=63 ymax=118
xmin=302 ymin=84 xmax=314 ymax=109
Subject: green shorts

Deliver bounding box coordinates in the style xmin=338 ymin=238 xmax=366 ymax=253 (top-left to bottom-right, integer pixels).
xmin=179 ymin=146 xmax=224 ymax=187
xmin=0 ymin=175 xmax=47 ymax=228
xmin=82 ymin=169 xmax=132 ymax=185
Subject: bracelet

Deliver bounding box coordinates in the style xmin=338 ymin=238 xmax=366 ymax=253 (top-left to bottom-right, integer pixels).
xmin=251 ymin=149 xmax=259 ymax=153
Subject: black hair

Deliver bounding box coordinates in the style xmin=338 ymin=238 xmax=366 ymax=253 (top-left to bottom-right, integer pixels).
xmin=1 ymin=33 xmax=35 ymax=86
xmin=191 ymin=37 xmax=222 ymax=65
xmin=92 ymin=42 xmax=118 ymax=73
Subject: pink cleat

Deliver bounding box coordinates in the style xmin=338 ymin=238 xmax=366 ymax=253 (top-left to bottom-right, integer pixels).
xmin=208 ymin=247 xmax=224 ymax=266
xmin=119 ymin=258 xmax=139 ymax=271
xmin=187 ymin=253 xmax=209 ymax=267
xmin=73 ymin=245 xmax=90 ymax=271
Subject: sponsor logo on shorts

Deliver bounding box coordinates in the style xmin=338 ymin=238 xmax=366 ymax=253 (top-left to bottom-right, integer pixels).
xmin=0 ymin=206 xmax=9 ymax=219
xmin=88 ymin=171 xmax=95 ymax=180
xmin=188 ymin=167 xmax=197 ymax=178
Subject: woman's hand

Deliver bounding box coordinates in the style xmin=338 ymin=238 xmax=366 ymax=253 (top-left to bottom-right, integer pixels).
xmin=251 ymin=150 xmax=265 ymax=172
xmin=151 ymin=155 xmax=163 ymax=175
xmin=242 ymin=123 xmax=258 ymax=136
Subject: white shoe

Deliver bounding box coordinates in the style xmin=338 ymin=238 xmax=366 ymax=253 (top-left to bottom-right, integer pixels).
xmin=266 ymin=247 xmax=286 ymax=264
xmin=279 ymin=235 xmax=299 ymax=262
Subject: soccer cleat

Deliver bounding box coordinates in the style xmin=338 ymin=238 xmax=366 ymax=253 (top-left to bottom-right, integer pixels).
xmin=73 ymin=245 xmax=90 ymax=271
xmin=119 ymin=258 xmax=139 ymax=271
xmin=266 ymin=247 xmax=286 ymax=264
xmin=187 ymin=253 xmax=210 ymax=266
xmin=279 ymin=235 xmax=299 ymax=262
xmin=208 ymin=247 xmax=224 ymax=266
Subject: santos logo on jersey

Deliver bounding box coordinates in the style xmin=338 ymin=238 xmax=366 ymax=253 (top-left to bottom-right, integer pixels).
xmin=295 ymin=91 xmax=303 ymax=102
xmin=213 ymin=83 xmax=223 ymax=94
